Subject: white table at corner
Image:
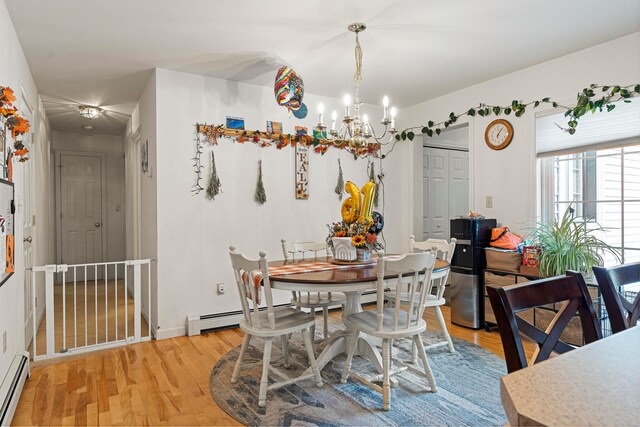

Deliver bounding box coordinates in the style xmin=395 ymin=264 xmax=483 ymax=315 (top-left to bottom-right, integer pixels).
xmin=268 ymin=256 xmax=450 ymax=378
xmin=500 ymin=326 xmax=640 ymax=426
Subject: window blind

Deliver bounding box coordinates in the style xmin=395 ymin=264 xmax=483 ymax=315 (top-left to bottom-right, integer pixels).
xmin=536 ymin=100 xmax=640 ymax=157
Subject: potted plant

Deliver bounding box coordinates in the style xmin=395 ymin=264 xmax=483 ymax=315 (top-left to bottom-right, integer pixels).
xmin=327 ymin=221 xmax=383 ymax=262
xmin=529 ymin=206 xmax=620 ymax=278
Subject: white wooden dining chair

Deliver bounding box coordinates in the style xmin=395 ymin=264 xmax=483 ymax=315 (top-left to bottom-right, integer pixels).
xmin=281 ymin=239 xmax=347 ymax=341
xmin=411 ymin=235 xmax=456 ymax=355
xmin=385 ymin=235 xmax=457 ymax=355
xmin=341 ymin=251 xmax=438 ymax=410
xmin=228 ymin=246 xmax=323 ymax=407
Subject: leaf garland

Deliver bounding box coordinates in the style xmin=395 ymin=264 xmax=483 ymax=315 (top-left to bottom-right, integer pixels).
xmin=386 ymin=83 xmax=640 ymax=158
xmin=335 ymin=158 xmax=344 ymax=200
xmin=191 ymin=132 xmax=204 ymax=194
xmin=196 ymin=123 xmax=380 ymax=159
xmin=206 ymin=150 xmax=221 ymax=201
xmin=254 ymin=160 xmax=267 ymax=205
xmin=1 ymin=85 xmax=31 ymax=162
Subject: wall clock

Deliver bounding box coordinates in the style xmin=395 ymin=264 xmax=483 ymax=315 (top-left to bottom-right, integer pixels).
xmin=485 ymin=119 xmax=514 ymax=150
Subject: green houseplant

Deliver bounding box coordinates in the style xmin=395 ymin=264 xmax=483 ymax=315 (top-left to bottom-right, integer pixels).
xmin=529 ymin=206 xmax=620 ymax=277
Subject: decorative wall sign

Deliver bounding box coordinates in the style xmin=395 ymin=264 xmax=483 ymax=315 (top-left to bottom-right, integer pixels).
xmin=295 ymin=144 xmax=309 ymax=199
xmin=266 ymin=121 xmax=282 ymax=135
xmin=226 ymin=116 xmax=245 ymax=130
xmin=295 ymin=126 xmax=308 ymax=136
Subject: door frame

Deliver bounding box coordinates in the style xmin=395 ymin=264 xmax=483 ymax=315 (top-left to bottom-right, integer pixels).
xmin=54 ymin=150 xmax=108 ymax=265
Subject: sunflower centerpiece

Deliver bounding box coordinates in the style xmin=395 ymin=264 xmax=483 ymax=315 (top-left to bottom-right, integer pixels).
xmin=327 ymin=180 xmax=384 ymax=262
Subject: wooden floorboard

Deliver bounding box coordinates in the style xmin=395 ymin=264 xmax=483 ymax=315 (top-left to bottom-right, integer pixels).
xmin=13 ymin=305 xmax=534 ymax=426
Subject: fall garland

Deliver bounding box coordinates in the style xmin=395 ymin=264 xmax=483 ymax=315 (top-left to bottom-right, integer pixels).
xmin=195 ymin=124 xmax=380 ymax=159
xmin=387 ymin=84 xmax=640 ymax=158
xmin=0 ymin=85 xmax=30 ymax=162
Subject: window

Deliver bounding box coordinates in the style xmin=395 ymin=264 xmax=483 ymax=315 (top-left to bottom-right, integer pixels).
xmin=544 ymin=146 xmax=640 ymax=265
xmin=537 ymin=100 xmax=640 ymax=266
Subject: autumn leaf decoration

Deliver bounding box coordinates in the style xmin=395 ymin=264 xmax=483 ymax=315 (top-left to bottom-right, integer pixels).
xmin=1 ymin=85 xmax=31 ymax=162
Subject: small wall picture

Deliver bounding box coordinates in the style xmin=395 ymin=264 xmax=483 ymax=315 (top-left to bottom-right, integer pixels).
xmin=226 ymin=116 xmax=245 ymax=130
xmin=313 ymin=127 xmax=327 ymax=139
xmin=266 ymin=120 xmax=282 ymax=135
xmin=295 ymin=144 xmax=309 ymax=199
xmin=141 ymin=139 xmax=149 ymax=174
xmin=295 ymin=126 xmax=308 ymax=136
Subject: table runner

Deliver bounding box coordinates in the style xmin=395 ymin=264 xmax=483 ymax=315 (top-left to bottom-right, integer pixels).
xmin=242 ymin=260 xmax=374 ymax=304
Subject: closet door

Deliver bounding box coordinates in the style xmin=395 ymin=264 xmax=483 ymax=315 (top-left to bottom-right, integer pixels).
xmin=428 ymin=148 xmax=449 ymax=239
xmin=423 ymin=149 xmax=430 ymax=240
xmin=449 ymin=150 xmax=469 ymax=221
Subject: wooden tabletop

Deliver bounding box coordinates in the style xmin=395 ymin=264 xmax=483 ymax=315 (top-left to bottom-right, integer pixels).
xmin=268 ymin=256 xmax=449 ymax=284
xmin=501 ymin=326 xmax=640 ymax=426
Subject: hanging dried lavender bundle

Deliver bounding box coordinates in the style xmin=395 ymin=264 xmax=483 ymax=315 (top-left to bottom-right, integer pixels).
xmin=206 ymin=150 xmax=222 ymax=201
xmin=369 ymin=161 xmax=379 ymax=207
xmin=254 ymin=160 xmax=267 ymax=205
xmin=335 ymin=158 xmax=344 ymax=200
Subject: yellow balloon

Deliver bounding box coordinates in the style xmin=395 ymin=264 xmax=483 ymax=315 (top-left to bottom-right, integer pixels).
xmin=341 ymin=181 xmax=361 ymax=224
xmin=358 ymin=180 xmax=377 ymax=228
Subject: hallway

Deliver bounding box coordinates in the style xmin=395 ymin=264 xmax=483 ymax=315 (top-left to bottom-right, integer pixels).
xmin=29 ymin=279 xmax=149 ymax=359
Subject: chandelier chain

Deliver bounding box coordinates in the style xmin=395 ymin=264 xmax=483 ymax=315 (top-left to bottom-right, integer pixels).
xmin=354 ymin=32 xmax=363 ymax=102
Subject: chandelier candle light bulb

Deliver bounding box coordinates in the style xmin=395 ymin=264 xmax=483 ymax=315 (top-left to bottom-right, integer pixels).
xmin=331 ymin=110 xmax=337 ymax=131
xmin=390 ymin=107 xmax=397 ymax=129
xmin=344 ymin=94 xmax=351 ymax=117
xmin=383 ymin=96 xmax=389 ymax=120
xmin=318 ymin=103 xmax=325 ymax=127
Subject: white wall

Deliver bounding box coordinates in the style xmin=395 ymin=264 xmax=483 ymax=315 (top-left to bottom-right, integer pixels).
xmin=0 ymin=0 xmax=50 ymax=388
xmin=150 ymin=68 xmax=408 ymax=337
xmin=402 ymin=32 xmax=640 ymax=237
xmin=52 ymin=131 xmax=126 ymax=263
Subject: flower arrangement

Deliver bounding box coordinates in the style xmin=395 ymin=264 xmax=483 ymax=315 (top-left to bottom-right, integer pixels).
xmin=326 ymin=220 xmax=383 ymax=252
xmin=1 ymin=85 xmax=30 ymax=162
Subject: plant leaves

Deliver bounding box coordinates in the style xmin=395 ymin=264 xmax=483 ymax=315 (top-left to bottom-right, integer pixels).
xmin=467 ymin=108 xmax=476 ymax=116
xmin=407 ymin=131 xmax=415 ymax=141
xmin=435 ymin=128 xmax=441 ymax=135
xmin=421 ymin=127 xmax=429 ymax=134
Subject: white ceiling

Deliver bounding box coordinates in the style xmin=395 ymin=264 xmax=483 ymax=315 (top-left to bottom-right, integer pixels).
xmin=5 ymin=0 xmax=640 ymax=135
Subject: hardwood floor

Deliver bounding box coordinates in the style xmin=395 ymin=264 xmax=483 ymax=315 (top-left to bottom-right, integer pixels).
xmin=13 ymin=305 xmax=534 ymax=426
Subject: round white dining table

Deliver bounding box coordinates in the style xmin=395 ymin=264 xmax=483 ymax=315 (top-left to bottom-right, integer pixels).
xmin=268 ymin=256 xmax=450 ymax=379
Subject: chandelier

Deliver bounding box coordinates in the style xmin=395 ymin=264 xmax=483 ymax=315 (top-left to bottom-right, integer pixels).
xmin=316 ymin=23 xmax=397 ymax=149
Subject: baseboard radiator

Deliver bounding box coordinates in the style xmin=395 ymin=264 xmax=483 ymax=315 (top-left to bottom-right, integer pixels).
xmin=0 ymin=352 xmax=29 ymax=426
xmin=187 ymin=292 xmax=377 ymax=336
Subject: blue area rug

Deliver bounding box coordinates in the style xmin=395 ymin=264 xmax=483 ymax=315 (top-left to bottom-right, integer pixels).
xmin=210 ymin=320 xmax=508 ymax=426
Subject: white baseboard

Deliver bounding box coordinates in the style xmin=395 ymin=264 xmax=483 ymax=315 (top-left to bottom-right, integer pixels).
xmin=155 ymin=325 xmax=186 ymax=340
xmin=186 ymin=291 xmax=378 ymax=336
xmin=0 ymin=352 xmax=29 ymax=427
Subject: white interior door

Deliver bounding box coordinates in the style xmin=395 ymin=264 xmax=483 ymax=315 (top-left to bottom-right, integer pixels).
xmin=422 ymin=150 xmax=430 ymax=240
xmin=428 ymin=148 xmax=449 ymax=239
xmin=21 ymin=90 xmax=35 ymax=348
xmin=448 ymin=150 xmax=469 ymax=220
xmin=56 ymin=153 xmax=105 ymax=266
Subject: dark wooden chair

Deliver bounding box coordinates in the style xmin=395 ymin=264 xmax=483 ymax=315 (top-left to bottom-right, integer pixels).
xmin=487 ymin=272 xmax=602 ymax=373
xmin=593 ymin=263 xmax=640 ymax=335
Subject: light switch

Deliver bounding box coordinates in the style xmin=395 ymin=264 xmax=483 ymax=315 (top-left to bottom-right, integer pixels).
xmin=486 ymin=196 xmax=493 ymax=208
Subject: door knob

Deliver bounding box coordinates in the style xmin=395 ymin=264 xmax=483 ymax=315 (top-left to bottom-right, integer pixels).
xmin=95 ymin=222 xmax=101 ymax=227
xmin=23 ymin=236 xmax=32 ymax=243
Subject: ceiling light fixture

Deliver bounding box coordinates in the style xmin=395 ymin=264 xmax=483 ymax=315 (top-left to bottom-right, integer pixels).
xmin=78 ymin=105 xmax=102 ymax=119
xmin=319 ymin=23 xmax=397 ymax=149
